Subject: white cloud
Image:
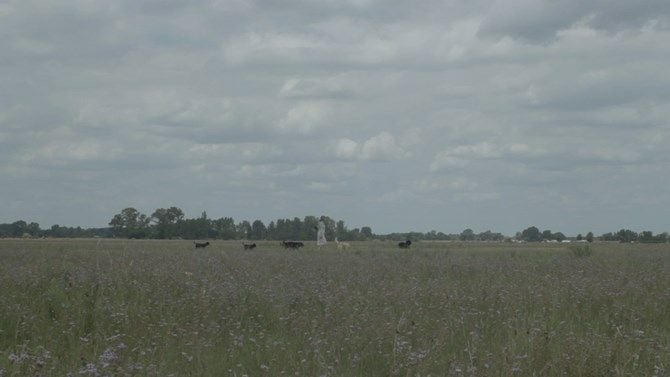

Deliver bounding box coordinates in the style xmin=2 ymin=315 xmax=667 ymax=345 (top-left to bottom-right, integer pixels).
xmin=333 ymin=138 xmax=359 ymax=160
xmin=360 ymin=132 xmax=408 ymax=161
xmin=330 ymin=132 xmax=409 ymax=161
xmin=279 ymin=77 xmax=351 ymax=99
xmin=277 ymin=102 xmax=332 ymax=134
xmin=1 ymin=0 xmax=670 ymax=234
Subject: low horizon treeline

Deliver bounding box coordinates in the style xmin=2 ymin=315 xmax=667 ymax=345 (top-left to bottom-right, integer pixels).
xmin=0 ymin=206 xmax=668 ymax=243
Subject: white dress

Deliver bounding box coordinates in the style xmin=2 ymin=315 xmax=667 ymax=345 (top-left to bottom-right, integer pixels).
xmin=317 ymin=221 xmax=327 ymax=246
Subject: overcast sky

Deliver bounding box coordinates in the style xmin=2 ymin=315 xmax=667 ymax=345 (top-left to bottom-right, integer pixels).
xmin=1 ymin=0 xmax=669 ymax=235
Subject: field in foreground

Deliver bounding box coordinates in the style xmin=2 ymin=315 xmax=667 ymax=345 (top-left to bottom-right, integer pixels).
xmin=1 ymin=239 xmax=669 ymax=376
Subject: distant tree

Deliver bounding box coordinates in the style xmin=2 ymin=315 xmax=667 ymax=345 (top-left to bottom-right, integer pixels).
xmin=436 ymin=231 xmax=451 ymax=240
xmin=176 ymin=211 xmax=213 ymax=239
xmin=576 ymin=234 xmax=583 ymax=241
xmin=460 ymin=229 xmax=476 ymax=241
xmin=11 ymin=221 xmax=27 ymax=237
xmin=520 ymin=226 xmax=541 ymax=242
xmin=109 ymin=208 xmax=150 ymax=238
xmin=639 ymin=231 xmax=655 ymax=243
xmin=336 ymin=220 xmax=347 ymax=239
xmin=616 ymin=229 xmax=638 ymax=243
xmin=212 ymin=217 xmax=237 ymax=239
xmin=274 ymin=219 xmax=291 ymax=240
xmin=250 ymin=220 xmax=267 ymax=240
xmin=266 ymin=221 xmax=276 ymax=240
xmin=638 ymin=231 xmax=665 ymax=243
xmin=27 ymin=222 xmax=41 ymax=237
xmin=600 ymin=232 xmax=616 ymax=241
xmin=323 ymin=216 xmax=337 ymax=240
xmin=361 ymin=226 xmax=373 ymax=240
xmin=151 ymin=207 xmax=184 ymax=239
xmin=478 ymin=230 xmax=504 ymax=241
xmin=553 ymin=232 xmax=566 ymax=242
xmin=291 ymin=217 xmax=302 ymax=239
xmin=303 ymin=216 xmax=319 ymax=240
xmin=237 ymin=220 xmax=252 ymax=240
xmin=585 ymin=232 xmax=594 ymax=243
xmin=542 ymin=230 xmax=553 ymax=241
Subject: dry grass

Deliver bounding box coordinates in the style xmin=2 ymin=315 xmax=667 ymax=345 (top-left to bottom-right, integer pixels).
xmin=1 ymin=239 xmax=669 ymax=376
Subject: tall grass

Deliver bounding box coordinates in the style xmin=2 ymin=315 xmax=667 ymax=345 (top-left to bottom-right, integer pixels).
xmin=1 ymin=239 xmax=669 ymax=376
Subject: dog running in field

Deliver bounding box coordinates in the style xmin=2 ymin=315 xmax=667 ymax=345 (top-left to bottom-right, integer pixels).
xmin=243 ymin=243 xmax=257 ymax=250
xmin=194 ymin=241 xmax=210 ymax=248
xmin=282 ymin=240 xmax=304 ymax=249
xmin=398 ymin=239 xmax=412 ymax=249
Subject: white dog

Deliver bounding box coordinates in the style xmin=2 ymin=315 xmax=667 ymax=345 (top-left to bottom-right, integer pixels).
xmin=335 ymin=237 xmax=350 ymax=250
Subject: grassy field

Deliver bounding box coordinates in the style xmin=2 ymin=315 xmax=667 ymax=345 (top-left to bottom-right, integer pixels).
xmin=1 ymin=239 xmax=669 ymax=376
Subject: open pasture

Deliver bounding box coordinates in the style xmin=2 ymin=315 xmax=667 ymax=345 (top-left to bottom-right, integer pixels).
xmin=1 ymin=239 xmax=669 ymax=376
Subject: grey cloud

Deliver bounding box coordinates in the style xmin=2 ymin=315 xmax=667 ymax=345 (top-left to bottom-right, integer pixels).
xmin=279 ymin=77 xmax=354 ymax=99
xmin=479 ymin=0 xmax=670 ymax=43
xmin=525 ymin=64 xmax=670 ymax=111
xmin=2 ymin=0 xmax=670 ymax=235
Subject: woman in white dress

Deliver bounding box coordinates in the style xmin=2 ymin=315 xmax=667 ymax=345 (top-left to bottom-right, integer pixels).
xmin=317 ymin=216 xmax=327 ymax=247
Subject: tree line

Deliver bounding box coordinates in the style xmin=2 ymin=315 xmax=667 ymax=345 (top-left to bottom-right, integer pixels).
xmin=514 ymin=226 xmax=669 ymax=244
xmin=0 ymin=207 xmax=668 ymax=243
xmin=106 ymin=207 xmax=375 ymax=241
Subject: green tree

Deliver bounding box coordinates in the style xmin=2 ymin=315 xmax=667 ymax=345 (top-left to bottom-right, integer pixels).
xmin=553 ymin=232 xmax=567 ymax=242
xmin=109 ymin=208 xmax=150 ymax=238
xmin=586 ymin=232 xmax=594 ymax=243
xmin=520 ymin=226 xmax=541 ymax=242
xmin=212 ymin=217 xmax=237 ymax=239
xmin=11 ymin=221 xmax=27 ymax=237
xmin=460 ymin=228 xmax=475 ymax=241
xmin=291 ymin=217 xmax=303 ymax=239
xmin=237 ymin=220 xmax=252 ymax=240
xmin=616 ymin=229 xmax=638 ymax=243
xmin=303 ymin=216 xmax=319 ymax=240
xmin=336 ymin=220 xmax=347 ymax=240
xmin=266 ymin=221 xmax=276 ymax=240
xmin=274 ymin=219 xmax=291 ymax=240
xmin=151 ymin=207 xmax=184 ymax=239
xmin=600 ymin=232 xmax=615 ymax=241
xmin=251 ymin=220 xmax=267 ymax=240
xmin=27 ymin=222 xmax=41 ymax=237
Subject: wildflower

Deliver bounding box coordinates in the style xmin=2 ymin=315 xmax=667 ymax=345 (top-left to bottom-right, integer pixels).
xmin=8 ymin=352 xmax=28 ymax=364
xmin=99 ymin=347 xmax=118 ymax=368
xmin=78 ymin=363 xmax=100 ymax=376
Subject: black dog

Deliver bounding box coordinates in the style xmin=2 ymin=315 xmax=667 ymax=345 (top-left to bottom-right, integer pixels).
xmin=282 ymin=240 xmax=304 ymax=249
xmin=243 ymin=243 xmax=257 ymax=250
xmin=398 ymin=240 xmax=412 ymax=249
xmin=194 ymin=241 xmax=210 ymax=248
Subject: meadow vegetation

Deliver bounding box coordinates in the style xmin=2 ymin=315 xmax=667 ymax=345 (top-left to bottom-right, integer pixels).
xmin=1 ymin=239 xmax=669 ymax=376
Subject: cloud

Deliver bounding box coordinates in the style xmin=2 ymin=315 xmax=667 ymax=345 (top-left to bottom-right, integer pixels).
xmin=1 ymin=0 xmax=670 ymax=235
xmin=479 ymin=0 xmax=670 ymax=43
xmin=333 ymin=138 xmax=359 ymax=159
xmin=430 ymin=142 xmax=539 ymax=171
xmin=277 ymin=102 xmax=333 ymax=134
xmin=279 ymin=77 xmax=352 ymax=99
xmin=331 ymin=132 xmax=409 ymax=161
xmin=361 ymin=132 xmax=409 ymax=161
